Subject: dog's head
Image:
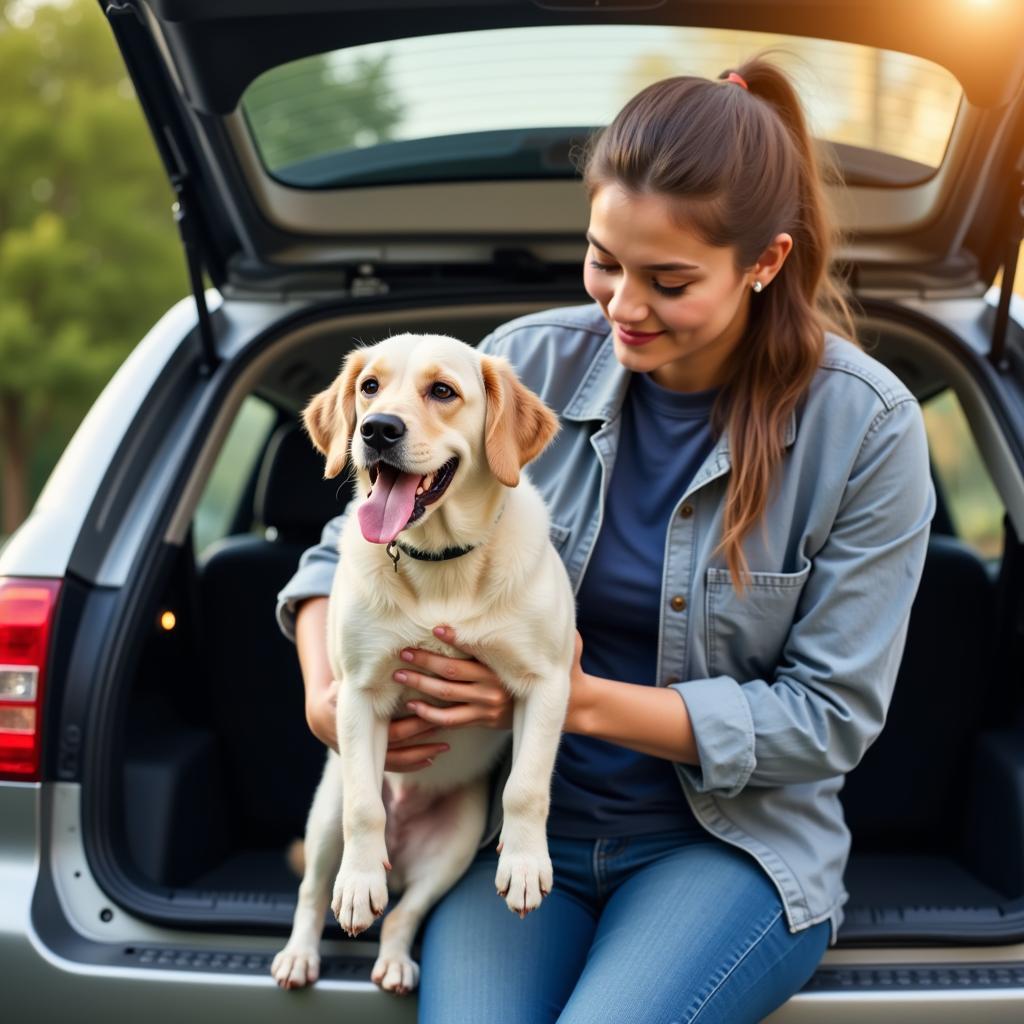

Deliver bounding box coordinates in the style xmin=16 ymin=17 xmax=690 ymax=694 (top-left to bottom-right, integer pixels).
xmin=302 ymin=333 xmax=559 ymax=545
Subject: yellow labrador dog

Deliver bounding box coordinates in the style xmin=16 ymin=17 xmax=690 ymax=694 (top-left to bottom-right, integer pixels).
xmin=271 ymin=333 xmax=575 ymax=994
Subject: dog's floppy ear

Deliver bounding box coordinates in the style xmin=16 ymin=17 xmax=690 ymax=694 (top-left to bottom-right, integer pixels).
xmin=302 ymin=350 xmax=366 ymax=479
xmin=480 ymin=354 xmax=559 ymax=487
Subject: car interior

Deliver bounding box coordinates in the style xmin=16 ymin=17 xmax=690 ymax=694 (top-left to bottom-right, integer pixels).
xmin=106 ymin=302 xmax=1024 ymax=949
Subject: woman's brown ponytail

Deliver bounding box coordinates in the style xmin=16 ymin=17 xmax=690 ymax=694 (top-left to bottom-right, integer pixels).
xmin=583 ymin=55 xmax=856 ymax=591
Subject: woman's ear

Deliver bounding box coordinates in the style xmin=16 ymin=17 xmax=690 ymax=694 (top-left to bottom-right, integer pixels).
xmin=752 ymin=231 xmax=794 ymax=287
xmin=480 ymin=354 xmax=559 ymax=487
xmin=302 ymin=350 xmax=366 ymax=479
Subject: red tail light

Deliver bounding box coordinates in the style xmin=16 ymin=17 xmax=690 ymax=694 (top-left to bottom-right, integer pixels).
xmin=0 ymin=578 xmax=62 ymax=781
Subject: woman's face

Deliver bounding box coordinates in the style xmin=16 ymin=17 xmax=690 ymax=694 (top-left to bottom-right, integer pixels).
xmin=584 ymin=183 xmax=772 ymax=392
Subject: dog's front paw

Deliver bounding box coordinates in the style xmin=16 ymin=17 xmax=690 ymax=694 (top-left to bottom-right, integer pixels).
xmin=271 ymin=944 xmax=320 ymax=989
xmin=332 ymin=851 xmax=389 ymax=936
xmin=494 ymin=838 xmax=553 ymax=918
xmin=372 ymin=951 xmax=420 ymax=995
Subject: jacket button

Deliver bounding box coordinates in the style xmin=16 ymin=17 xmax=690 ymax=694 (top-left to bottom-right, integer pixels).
xmin=670 ymin=595 xmax=687 ymax=612
xmin=679 ymin=504 xmax=694 ymax=518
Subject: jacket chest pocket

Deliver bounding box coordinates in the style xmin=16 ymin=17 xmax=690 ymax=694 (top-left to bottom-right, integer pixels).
xmin=704 ymin=562 xmax=811 ymax=681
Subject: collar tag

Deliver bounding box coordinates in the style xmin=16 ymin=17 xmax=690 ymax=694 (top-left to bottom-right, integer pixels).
xmin=385 ymin=542 xmax=401 ymax=571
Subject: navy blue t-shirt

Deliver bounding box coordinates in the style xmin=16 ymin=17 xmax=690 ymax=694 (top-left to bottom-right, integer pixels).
xmin=548 ymin=371 xmax=719 ymax=837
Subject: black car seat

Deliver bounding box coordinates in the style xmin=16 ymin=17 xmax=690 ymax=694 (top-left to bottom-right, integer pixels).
xmin=197 ymin=422 xmax=348 ymax=847
xmin=840 ymin=531 xmax=996 ymax=847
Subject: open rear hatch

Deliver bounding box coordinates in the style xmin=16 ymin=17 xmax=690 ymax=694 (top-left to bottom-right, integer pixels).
xmin=102 ymin=0 xmax=1024 ymax=300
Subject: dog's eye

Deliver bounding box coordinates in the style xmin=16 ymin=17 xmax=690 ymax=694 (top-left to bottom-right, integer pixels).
xmin=360 ymin=378 xmax=379 ymax=396
xmin=430 ymin=382 xmax=457 ymax=401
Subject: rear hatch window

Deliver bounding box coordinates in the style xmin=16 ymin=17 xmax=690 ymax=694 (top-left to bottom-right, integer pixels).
xmin=240 ymin=25 xmax=962 ymax=189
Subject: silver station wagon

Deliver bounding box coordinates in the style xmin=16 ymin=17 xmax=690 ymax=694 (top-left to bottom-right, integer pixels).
xmin=3 ymin=0 xmax=1024 ymax=1020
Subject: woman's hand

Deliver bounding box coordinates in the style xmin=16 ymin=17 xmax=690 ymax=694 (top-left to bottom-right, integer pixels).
xmin=394 ymin=625 xmax=514 ymax=735
xmin=304 ymin=677 xmax=450 ymax=772
xmin=305 ymin=675 xmax=455 ymax=771
xmin=311 ymin=626 xmax=591 ymax=772
xmin=383 ymin=716 xmax=451 ymax=772
xmin=396 ymin=626 xmax=594 ymax=738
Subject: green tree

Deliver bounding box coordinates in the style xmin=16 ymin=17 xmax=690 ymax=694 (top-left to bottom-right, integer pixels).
xmin=0 ymin=0 xmax=188 ymax=536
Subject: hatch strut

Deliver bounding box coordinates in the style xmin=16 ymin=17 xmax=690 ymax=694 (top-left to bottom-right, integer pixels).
xmin=104 ymin=1 xmax=219 ymax=376
xmin=173 ymin=182 xmax=218 ymax=376
xmin=991 ymin=167 xmax=1024 ymax=370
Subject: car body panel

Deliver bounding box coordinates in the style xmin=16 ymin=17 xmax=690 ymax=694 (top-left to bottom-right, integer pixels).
xmin=0 ymin=291 xmax=318 ymax=588
xmin=5 ymin=780 xmax=1024 ymax=1020
xmin=0 ymin=296 xmax=205 ymax=585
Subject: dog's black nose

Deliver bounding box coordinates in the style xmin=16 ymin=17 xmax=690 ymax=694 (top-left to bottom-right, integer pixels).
xmin=360 ymin=413 xmax=406 ymax=452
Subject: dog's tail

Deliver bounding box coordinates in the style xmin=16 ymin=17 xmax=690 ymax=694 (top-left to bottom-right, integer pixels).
xmin=285 ymin=838 xmax=305 ymax=877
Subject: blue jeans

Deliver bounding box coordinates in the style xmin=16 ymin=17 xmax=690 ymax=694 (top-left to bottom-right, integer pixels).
xmin=416 ymin=829 xmax=830 ymax=1024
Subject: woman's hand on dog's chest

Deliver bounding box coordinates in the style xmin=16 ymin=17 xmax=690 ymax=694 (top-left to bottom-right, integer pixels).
xmin=392 ymin=625 xmax=514 ymax=733
xmin=384 ymin=625 xmax=592 ymax=771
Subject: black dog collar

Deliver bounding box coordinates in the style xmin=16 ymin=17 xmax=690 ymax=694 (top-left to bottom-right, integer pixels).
xmin=385 ymin=540 xmax=476 ymax=571
xmin=383 ymin=500 xmax=506 ymax=572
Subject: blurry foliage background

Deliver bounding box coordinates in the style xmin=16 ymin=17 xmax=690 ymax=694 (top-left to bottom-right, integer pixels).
xmin=0 ymin=0 xmax=187 ymax=538
xmin=0 ymin=0 xmax=1021 ymax=555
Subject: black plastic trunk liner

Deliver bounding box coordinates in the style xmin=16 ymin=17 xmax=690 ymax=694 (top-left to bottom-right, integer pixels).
xmin=155 ymin=847 xmax=1024 ymax=947
xmin=840 ymin=853 xmax=1019 ymax=943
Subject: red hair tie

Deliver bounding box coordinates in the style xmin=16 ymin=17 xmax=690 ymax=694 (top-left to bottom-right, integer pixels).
xmin=725 ymin=71 xmax=749 ymax=90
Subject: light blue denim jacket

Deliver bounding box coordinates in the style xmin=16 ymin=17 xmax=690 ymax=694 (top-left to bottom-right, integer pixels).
xmin=276 ymin=303 xmax=936 ymax=941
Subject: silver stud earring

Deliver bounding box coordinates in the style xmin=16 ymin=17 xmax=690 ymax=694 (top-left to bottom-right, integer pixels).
xmin=752 ymin=280 xmax=764 ymax=293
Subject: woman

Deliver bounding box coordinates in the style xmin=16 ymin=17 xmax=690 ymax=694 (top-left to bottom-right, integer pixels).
xmin=276 ymin=58 xmax=935 ymax=1023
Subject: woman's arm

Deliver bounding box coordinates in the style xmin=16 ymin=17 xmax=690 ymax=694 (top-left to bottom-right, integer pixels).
xmin=568 ymin=670 xmax=699 ymax=764
xmin=396 ymin=629 xmax=700 ymax=765
xmin=294 ymin=596 xmax=337 ymax=749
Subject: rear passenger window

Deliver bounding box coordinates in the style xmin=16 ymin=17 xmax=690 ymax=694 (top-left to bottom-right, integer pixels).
xmin=922 ymin=388 xmax=1005 ymax=561
xmin=193 ymin=396 xmax=277 ymax=557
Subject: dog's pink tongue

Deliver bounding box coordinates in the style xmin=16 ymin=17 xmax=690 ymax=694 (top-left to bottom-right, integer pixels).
xmin=358 ymin=463 xmax=420 ymax=544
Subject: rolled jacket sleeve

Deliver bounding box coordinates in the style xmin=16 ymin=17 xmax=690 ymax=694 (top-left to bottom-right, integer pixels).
xmin=275 ymin=509 xmax=349 ymax=642
xmin=671 ymin=398 xmax=936 ymax=797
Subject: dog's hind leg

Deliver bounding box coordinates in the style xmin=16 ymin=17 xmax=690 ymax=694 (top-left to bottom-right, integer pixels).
xmin=271 ymin=752 xmax=345 ymax=989
xmin=371 ymin=777 xmax=489 ymax=995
